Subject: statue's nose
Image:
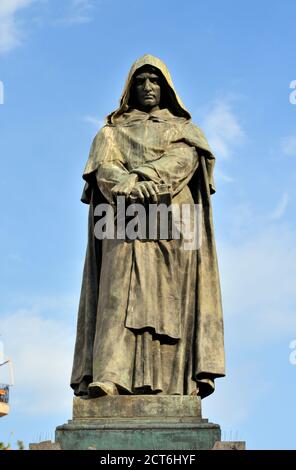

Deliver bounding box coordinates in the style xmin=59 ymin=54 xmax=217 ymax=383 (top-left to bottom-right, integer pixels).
xmin=143 ymin=79 xmax=152 ymax=91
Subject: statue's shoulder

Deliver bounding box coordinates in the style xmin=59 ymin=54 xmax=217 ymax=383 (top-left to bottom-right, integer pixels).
xmin=90 ymin=124 xmax=115 ymax=149
xmin=181 ymin=120 xmax=212 ymax=155
xmin=182 ymin=120 xmax=206 ymax=138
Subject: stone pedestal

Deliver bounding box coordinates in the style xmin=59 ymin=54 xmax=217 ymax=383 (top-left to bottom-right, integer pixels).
xmin=55 ymin=396 xmax=221 ymax=450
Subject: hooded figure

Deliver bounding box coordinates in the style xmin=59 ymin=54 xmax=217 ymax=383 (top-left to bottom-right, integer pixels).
xmin=71 ymin=55 xmax=225 ymax=399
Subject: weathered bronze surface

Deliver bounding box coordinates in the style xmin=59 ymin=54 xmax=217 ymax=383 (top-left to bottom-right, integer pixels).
xmin=70 ymin=54 xmax=225 ymax=399
xmin=56 ymin=396 xmax=221 ymax=450
xmin=72 ymin=395 xmax=201 ymax=419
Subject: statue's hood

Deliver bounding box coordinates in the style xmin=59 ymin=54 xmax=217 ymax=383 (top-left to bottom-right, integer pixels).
xmin=107 ymin=54 xmax=191 ymax=123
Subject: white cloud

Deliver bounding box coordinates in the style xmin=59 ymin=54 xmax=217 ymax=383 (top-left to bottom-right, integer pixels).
xmin=72 ymin=0 xmax=93 ymax=6
xmin=55 ymin=14 xmax=90 ymax=26
xmin=214 ymin=168 xmax=234 ymax=183
xmin=7 ymin=253 xmax=23 ymax=263
xmin=55 ymin=0 xmax=95 ymax=26
xmin=83 ymin=115 xmax=105 ymax=128
xmin=201 ymin=101 xmax=245 ymax=160
xmin=202 ymin=211 xmax=296 ymax=440
xmin=270 ymin=192 xmax=289 ymax=220
xmin=281 ymin=136 xmax=296 ymax=157
xmin=219 ymin=222 xmax=296 ymax=345
xmin=0 ymin=0 xmax=35 ymax=54
xmin=204 ymin=361 xmax=272 ymax=431
xmin=1 ymin=308 xmax=75 ymax=415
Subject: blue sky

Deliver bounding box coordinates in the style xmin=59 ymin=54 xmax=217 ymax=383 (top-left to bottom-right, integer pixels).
xmin=0 ymin=0 xmax=295 ymax=450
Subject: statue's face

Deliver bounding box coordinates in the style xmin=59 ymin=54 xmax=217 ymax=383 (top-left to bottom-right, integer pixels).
xmin=133 ymin=67 xmax=161 ymax=112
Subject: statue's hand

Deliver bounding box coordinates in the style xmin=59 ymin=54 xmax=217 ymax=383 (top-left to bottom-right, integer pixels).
xmin=111 ymin=173 xmax=139 ymax=199
xmin=130 ymin=181 xmax=158 ymax=202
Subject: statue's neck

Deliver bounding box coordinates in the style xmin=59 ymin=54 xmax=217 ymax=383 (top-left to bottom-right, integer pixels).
xmin=135 ymin=105 xmax=160 ymax=114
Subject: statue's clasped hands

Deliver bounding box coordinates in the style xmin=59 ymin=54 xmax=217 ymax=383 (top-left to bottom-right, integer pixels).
xmin=111 ymin=173 xmax=159 ymax=203
xmin=130 ymin=181 xmax=158 ymax=202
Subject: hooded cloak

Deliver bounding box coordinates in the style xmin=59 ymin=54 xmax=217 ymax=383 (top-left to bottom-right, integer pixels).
xmin=71 ymin=55 xmax=225 ymax=398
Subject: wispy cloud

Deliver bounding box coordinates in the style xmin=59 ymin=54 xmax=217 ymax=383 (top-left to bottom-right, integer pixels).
xmin=214 ymin=168 xmax=234 ymax=183
xmin=201 ymin=100 xmax=245 ymax=160
xmin=270 ymin=192 xmax=289 ymax=220
xmin=55 ymin=0 xmax=96 ymax=26
xmin=0 ymin=0 xmax=35 ymax=54
xmin=7 ymin=253 xmax=23 ymax=263
xmin=1 ymin=307 xmax=75 ymax=415
xmin=82 ymin=114 xmax=105 ymax=128
xmin=219 ymin=221 xmax=296 ymax=345
xmin=281 ymin=136 xmax=296 ymax=157
xmin=204 ymin=360 xmax=272 ymax=431
xmin=204 ymin=212 xmax=296 ymax=443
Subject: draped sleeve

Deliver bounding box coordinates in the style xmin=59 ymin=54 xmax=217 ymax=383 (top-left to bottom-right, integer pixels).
xmin=130 ymin=143 xmax=199 ymax=196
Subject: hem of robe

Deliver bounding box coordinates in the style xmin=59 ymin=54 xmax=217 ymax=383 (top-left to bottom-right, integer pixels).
xmin=71 ymin=374 xmax=217 ymax=398
xmin=71 ymin=327 xmax=222 ymax=399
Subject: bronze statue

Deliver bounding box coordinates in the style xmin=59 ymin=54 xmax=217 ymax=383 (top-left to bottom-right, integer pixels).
xmin=70 ymin=55 xmax=225 ymax=399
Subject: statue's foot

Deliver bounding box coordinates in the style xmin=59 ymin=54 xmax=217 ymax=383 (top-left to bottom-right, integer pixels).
xmin=88 ymin=381 xmax=119 ymax=398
